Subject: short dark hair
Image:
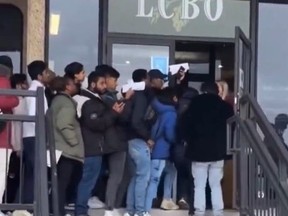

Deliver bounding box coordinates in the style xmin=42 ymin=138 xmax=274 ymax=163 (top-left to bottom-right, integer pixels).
xmin=64 ymin=62 xmax=84 ymax=79
xmin=156 ymin=87 xmax=177 ymax=105
xmin=27 ymin=60 xmax=47 ymax=80
xmin=200 ymin=82 xmax=219 ymax=95
xmin=0 ymin=55 xmax=13 ymax=70
xmin=132 ymin=69 xmax=147 ymax=82
xmin=95 ymin=65 xmax=120 ymax=79
xmin=10 ymin=74 xmax=27 ymax=89
xmin=50 ymin=76 xmax=72 ymax=92
xmin=88 ymin=71 xmax=105 ymax=87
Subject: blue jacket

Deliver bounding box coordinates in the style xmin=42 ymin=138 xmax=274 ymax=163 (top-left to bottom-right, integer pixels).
xmin=151 ymin=99 xmax=177 ymax=159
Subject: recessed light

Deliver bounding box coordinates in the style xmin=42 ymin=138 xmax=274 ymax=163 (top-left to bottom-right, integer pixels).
xmin=125 ymin=61 xmax=130 ymax=64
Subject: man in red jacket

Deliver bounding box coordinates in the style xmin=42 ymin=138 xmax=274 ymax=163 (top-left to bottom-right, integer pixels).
xmin=0 ymin=62 xmax=19 ymax=212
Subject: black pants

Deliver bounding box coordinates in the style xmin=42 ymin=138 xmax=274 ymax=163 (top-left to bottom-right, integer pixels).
xmin=115 ymin=153 xmax=133 ymax=208
xmin=2 ymin=152 xmax=20 ymax=203
xmin=57 ymin=156 xmax=83 ymax=216
xmin=23 ymin=137 xmax=35 ymax=204
xmin=105 ymin=151 xmax=126 ymax=210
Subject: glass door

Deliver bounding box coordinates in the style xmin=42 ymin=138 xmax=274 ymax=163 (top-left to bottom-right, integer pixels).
xmin=233 ymin=26 xmax=252 ymax=209
xmin=107 ymin=37 xmax=174 ymax=90
xmin=234 ymin=26 xmax=252 ymax=113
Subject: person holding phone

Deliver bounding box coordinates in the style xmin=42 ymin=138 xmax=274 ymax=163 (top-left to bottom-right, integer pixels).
xmin=94 ymin=65 xmax=134 ymax=216
xmin=75 ymin=71 xmax=124 ymax=216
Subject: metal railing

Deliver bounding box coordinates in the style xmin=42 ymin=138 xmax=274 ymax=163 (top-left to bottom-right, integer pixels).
xmin=0 ymin=88 xmax=49 ymax=216
xmin=227 ymin=94 xmax=288 ymax=216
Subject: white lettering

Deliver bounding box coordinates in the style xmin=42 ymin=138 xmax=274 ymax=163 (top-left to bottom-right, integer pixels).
xmin=181 ymin=0 xmax=200 ymax=20
xmin=136 ymin=0 xmax=224 ymax=22
xmin=136 ymin=0 xmax=153 ymax=17
xmin=158 ymin=0 xmax=174 ymax=19
xmin=204 ymin=0 xmax=223 ymax=21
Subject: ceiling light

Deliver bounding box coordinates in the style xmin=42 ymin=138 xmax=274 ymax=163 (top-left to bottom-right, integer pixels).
xmin=218 ymin=64 xmax=223 ymax=69
xmin=50 ymin=14 xmax=60 ymax=35
xmin=125 ymin=60 xmax=130 ymax=64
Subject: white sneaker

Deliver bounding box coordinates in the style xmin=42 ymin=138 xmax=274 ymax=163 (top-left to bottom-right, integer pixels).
xmin=144 ymin=212 xmax=151 ymax=216
xmin=12 ymin=211 xmax=33 ymax=216
xmin=88 ymin=196 xmax=105 ymax=209
xmin=0 ymin=211 xmax=6 ymax=216
xmin=123 ymin=213 xmax=132 ymax=216
xmin=160 ymin=199 xmax=179 ymax=210
xmin=104 ymin=210 xmax=115 ymax=216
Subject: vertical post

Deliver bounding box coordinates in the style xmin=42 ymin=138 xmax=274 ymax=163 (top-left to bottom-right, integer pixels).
xmin=46 ymin=109 xmax=60 ymax=216
xmin=35 ymin=87 xmax=49 ymax=216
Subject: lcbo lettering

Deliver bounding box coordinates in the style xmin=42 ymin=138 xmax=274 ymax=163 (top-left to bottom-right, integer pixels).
xmin=137 ymin=0 xmax=224 ymax=21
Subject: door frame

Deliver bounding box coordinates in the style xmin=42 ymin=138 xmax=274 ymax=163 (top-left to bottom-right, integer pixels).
xmin=234 ymin=26 xmax=252 ymax=113
xmin=233 ymin=26 xmax=252 ymax=209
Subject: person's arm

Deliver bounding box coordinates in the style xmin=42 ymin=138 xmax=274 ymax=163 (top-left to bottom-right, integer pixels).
xmin=0 ymin=77 xmax=19 ymax=110
xmin=164 ymin=113 xmax=177 ymax=144
xmin=131 ymin=95 xmax=150 ymax=141
xmin=81 ymin=100 xmax=118 ymax=132
xmin=55 ymin=106 xmax=79 ymax=146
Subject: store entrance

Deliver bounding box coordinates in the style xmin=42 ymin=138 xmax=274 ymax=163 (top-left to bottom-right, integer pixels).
xmin=175 ymin=41 xmax=235 ymax=209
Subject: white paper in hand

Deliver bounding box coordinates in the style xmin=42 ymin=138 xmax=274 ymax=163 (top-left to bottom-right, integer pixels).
xmin=122 ymin=81 xmax=146 ymax=93
xmin=169 ymin=63 xmax=190 ymax=75
xmin=47 ymin=150 xmax=62 ymax=167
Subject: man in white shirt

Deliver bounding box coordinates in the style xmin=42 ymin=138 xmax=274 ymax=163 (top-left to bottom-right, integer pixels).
xmin=22 ymin=61 xmax=50 ymax=204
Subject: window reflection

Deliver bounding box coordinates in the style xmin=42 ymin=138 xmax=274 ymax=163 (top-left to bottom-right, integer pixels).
xmin=112 ymin=44 xmax=169 ymax=88
xmin=0 ymin=51 xmax=21 ymax=73
xmin=258 ymin=3 xmax=288 ymax=144
xmin=49 ymin=0 xmax=99 ymax=75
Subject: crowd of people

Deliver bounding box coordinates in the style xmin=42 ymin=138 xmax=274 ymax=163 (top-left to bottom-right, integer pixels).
xmin=0 ymin=55 xmax=234 ymax=216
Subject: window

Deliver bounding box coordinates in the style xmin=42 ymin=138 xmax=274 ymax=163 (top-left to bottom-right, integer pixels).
xmin=48 ymin=0 xmax=99 ymax=75
xmin=111 ymin=44 xmax=169 ymax=88
xmin=0 ymin=4 xmax=23 ymax=73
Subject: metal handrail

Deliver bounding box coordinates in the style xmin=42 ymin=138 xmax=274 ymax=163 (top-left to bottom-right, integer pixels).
xmin=240 ymin=94 xmax=288 ymax=168
xmin=228 ymin=93 xmax=288 ymax=215
xmin=228 ymin=115 xmax=288 ymax=215
xmin=0 ymin=87 xmax=49 ymax=216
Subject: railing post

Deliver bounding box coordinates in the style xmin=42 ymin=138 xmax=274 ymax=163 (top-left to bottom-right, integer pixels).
xmin=35 ymin=87 xmax=49 ymax=216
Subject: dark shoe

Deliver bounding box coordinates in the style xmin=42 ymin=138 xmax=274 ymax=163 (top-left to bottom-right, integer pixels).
xmin=178 ymin=198 xmax=189 ymax=210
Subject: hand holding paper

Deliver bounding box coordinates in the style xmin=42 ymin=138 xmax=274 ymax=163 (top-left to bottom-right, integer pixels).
xmin=122 ymin=81 xmax=146 ymax=93
xmin=169 ymin=63 xmax=190 ymax=75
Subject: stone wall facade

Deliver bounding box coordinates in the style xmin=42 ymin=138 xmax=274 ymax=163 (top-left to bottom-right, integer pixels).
xmin=0 ymin=0 xmax=46 ymax=69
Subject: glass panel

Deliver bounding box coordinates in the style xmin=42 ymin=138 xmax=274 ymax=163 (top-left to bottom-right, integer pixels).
xmin=49 ymin=0 xmax=99 ymax=75
xmin=258 ymin=3 xmax=288 ymax=144
xmin=0 ymin=51 xmax=21 ymax=74
xmin=112 ymin=44 xmax=169 ymax=88
xmin=188 ymin=81 xmax=202 ymax=92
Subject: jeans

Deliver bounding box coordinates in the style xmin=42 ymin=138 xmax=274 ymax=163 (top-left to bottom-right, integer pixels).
xmin=145 ymin=160 xmax=166 ymax=213
xmin=126 ymin=139 xmax=151 ymax=216
xmin=163 ymin=161 xmax=177 ymax=199
xmin=75 ymin=156 xmax=102 ymax=216
xmin=192 ymin=160 xmax=224 ymax=216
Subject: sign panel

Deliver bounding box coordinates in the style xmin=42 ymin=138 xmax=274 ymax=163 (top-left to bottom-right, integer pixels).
xmin=151 ymin=56 xmax=169 ymax=74
xmin=108 ymin=0 xmax=250 ymax=38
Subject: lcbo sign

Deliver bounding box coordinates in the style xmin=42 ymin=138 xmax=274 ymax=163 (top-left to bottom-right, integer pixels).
xmin=136 ymin=0 xmax=224 ymax=21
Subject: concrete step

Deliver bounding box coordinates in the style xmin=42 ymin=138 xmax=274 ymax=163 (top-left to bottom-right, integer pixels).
xmin=87 ymin=209 xmax=240 ymax=216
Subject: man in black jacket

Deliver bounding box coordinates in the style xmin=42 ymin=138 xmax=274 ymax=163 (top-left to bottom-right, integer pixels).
xmin=96 ymin=65 xmax=134 ymax=216
xmin=75 ymin=71 xmax=124 ymax=216
xmin=125 ymin=69 xmax=155 ymax=216
xmin=181 ymin=82 xmax=234 ymax=216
